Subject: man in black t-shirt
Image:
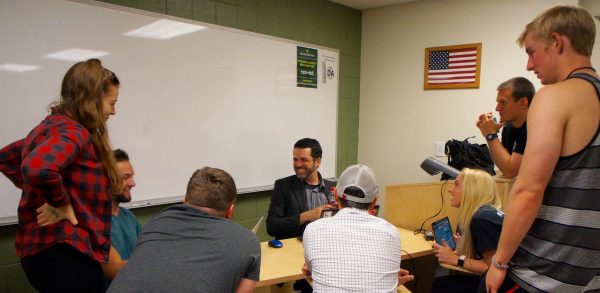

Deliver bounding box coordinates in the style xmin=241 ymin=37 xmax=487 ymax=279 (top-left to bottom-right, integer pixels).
xmin=476 ymin=77 xmax=535 ymax=178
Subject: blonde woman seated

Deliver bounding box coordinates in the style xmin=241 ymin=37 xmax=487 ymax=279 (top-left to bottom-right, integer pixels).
xmin=431 ymin=168 xmax=504 ymax=293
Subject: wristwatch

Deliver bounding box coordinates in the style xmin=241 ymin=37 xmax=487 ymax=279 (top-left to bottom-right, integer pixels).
xmin=486 ymin=132 xmax=498 ymax=141
xmin=457 ymin=255 xmax=466 ymax=267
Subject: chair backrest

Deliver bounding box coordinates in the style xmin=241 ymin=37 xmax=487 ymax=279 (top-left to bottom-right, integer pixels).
xmin=251 ymin=216 xmax=265 ymax=234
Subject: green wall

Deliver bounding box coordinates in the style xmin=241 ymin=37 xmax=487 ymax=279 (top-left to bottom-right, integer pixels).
xmin=0 ymin=0 xmax=361 ymax=291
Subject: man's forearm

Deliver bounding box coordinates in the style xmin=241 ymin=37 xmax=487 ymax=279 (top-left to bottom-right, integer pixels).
xmin=101 ymin=246 xmax=127 ymax=280
xmin=488 ymin=139 xmax=518 ymax=177
xmin=235 ymin=278 xmax=256 ymax=293
xmin=494 ymin=186 xmax=542 ymax=264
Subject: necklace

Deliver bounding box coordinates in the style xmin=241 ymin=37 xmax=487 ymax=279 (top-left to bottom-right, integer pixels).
xmin=567 ymin=66 xmax=596 ymax=77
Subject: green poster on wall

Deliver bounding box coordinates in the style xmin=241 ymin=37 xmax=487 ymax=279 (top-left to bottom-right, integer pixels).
xmin=297 ymin=46 xmax=318 ymax=88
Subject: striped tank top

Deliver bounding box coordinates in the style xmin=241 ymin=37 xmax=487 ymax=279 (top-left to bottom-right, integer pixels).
xmin=509 ymin=73 xmax=600 ymax=293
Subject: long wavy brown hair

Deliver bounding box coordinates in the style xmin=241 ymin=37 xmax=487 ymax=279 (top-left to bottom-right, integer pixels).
xmin=58 ymin=58 xmax=122 ymax=194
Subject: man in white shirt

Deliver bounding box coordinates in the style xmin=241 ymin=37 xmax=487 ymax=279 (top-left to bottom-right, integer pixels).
xmin=302 ymin=164 xmax=413 ymax=293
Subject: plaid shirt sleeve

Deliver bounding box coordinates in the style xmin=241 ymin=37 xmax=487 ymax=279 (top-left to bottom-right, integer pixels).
xmin=0 ymin=139 xmax=25 ymax=188
xmin=21 ymin=124 xmax=85 ymax=207
xmin=15 ymin=113 xmax=112 ymax=263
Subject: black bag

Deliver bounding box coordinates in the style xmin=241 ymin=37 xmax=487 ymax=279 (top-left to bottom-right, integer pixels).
xmin=441 ymin=137 xmax=495 ymax=180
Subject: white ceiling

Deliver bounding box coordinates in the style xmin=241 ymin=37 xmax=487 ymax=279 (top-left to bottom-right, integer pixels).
xmin=328 ymin=0 xmax=419 ymax=11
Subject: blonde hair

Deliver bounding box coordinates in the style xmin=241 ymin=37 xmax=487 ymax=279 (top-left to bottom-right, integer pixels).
xmin=58 ymin=59 xmax=122 ymax=194
xmin=456 ymin=168 xmax=501 ymax=259
xmin=517 ymin=5 xmax=595 ymax=57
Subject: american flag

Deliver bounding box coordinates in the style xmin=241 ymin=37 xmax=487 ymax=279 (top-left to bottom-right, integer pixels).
xmin=426 ymin=46 xmax=478 ymax=86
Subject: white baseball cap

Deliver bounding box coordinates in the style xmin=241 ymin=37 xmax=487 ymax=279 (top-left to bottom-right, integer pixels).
xmin=336 ymin=164 xmax=378 ymax=204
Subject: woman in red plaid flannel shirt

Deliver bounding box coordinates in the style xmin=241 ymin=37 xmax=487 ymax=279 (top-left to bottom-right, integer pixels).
xmin=0 ymin=58 xmax=123 ymax=292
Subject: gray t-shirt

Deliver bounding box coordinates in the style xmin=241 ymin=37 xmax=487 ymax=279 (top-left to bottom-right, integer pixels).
xmin=108 ymin=204 xmax=261 ymax=293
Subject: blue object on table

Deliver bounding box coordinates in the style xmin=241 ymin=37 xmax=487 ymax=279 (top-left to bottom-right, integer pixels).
xmin=268 ymin=239 xmax=283 ymax=248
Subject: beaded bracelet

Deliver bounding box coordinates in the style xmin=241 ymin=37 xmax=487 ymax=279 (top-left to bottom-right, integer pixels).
xmin=491 ymin=255 xmax=510 ymax=270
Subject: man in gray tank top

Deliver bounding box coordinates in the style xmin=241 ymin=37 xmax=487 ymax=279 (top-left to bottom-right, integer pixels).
xmin=485 ymin=5 xmax=600 ymax=293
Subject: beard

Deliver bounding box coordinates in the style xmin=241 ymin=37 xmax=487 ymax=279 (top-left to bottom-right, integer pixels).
xmin=113 ymin=192 xmax=132 ymax=203
xmin=295 ymin=164 xmax=316 ymax=180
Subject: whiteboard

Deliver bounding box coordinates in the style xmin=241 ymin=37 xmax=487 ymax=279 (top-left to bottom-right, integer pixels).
xmin=0 ymin=0 xmax=338 ymax=224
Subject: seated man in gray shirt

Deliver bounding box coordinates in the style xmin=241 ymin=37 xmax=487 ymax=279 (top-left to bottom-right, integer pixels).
xmin=108 ymin=167 xmax=261 ymax=293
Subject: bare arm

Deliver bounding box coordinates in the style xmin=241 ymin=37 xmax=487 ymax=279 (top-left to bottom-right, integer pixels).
xmin=476 ymin=113 xmax=521 ymax=178
xmin=464 ymin=250 xmax=495 ymax=275
xmin=433 ymin=243 xmax=491 ymax=275
xmin=486 ymin=138 xmax=523 ymax=178
xmin=486 ymin=86 xmax=564 ymax=291
xmin=100 ymin=246 xmax=127 ymax=280
xmin=234 ymin=278 xmax=256 ymax=293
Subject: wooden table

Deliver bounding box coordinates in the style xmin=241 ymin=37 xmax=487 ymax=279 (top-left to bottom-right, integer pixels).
xmin=257 ymin=227 xmax=434 ymax=287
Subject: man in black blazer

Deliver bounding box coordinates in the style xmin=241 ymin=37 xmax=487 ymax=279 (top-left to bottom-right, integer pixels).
xmin=266 ymin=138 xmax=336 ymax=240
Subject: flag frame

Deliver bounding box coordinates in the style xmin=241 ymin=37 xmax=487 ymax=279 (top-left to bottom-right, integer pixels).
xmin=424 ymin=43 xmax=482 ymax=90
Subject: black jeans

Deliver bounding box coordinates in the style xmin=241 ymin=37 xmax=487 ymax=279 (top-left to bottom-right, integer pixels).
xmin=21 ymin=243 xmax=105 ymax=293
